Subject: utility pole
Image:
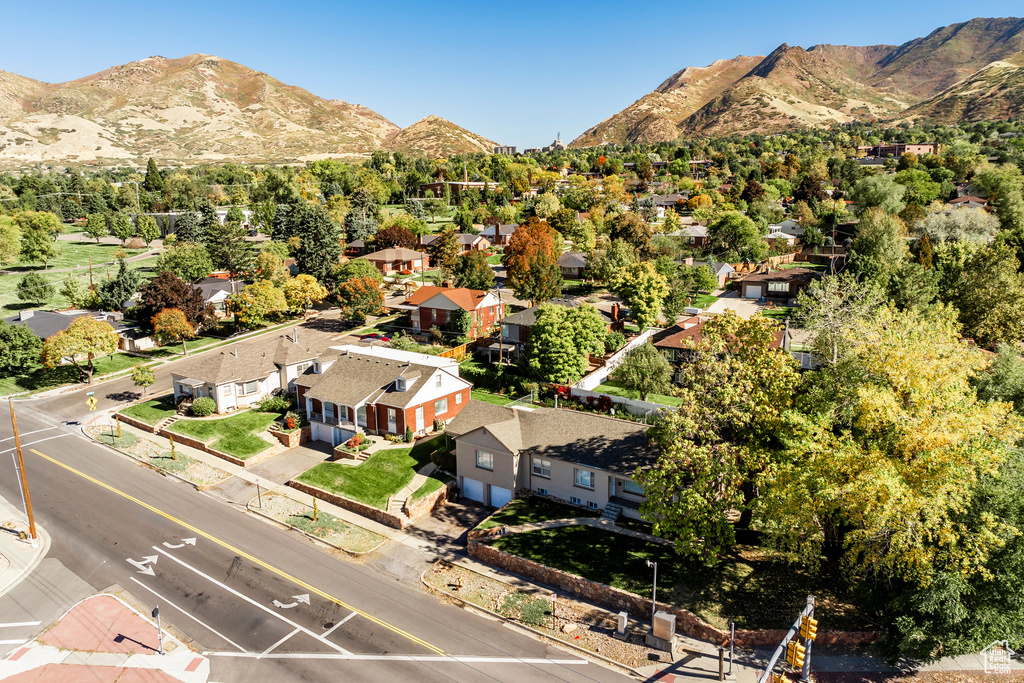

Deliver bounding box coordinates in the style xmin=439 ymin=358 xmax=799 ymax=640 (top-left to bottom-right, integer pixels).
xmin=133 ymin=180 xmax=142 ymax=215
xmin=8 ymin=400 xmax=37 ymax=541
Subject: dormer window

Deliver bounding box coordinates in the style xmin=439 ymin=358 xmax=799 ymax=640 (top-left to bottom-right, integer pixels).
xmin=396 ymin=377 xmax=407 ymax=392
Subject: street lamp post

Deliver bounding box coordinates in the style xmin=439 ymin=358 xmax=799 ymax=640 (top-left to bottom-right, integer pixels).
xmin=646 ymin=559 xmax=658 ymax=624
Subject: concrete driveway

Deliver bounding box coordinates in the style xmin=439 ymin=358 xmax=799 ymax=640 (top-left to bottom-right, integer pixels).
xmin=705 ymin=291 xmax=766 ymax=318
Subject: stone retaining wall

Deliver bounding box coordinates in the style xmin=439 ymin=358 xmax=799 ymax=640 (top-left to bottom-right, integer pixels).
xmin=404 ymin=481 xmax=454 ymax=519
xmin=288 ymin=480 xmax=407 ymax=529
xmin=468 ymin=540 xmax=880 ymax=647
xmin=116 ymin=413 xmax=157 ymax=434
xmin=163 ymin=430 xmax=247 ymax=468
xmin=269 ymin=425 xmax=310 ymax=449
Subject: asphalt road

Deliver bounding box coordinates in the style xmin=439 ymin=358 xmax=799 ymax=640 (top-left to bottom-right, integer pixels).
xmin=0 ymin=404 xmax=630 ymax=682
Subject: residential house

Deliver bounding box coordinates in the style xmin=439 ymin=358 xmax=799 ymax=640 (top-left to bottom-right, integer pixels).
xmin=484 ymin=298 xmax=620 ymax=363
xmin=736 ymin=267 xmax=820 ymax=300
xmin=294 ymin=346 xmax=472 ymax=445
xmin=404 ymin=285 xmax=504 ymax=338
xmin=3 ymin=309 xmax=154 ymax=351
xmin=363 ymin=248 xmax=430 ymax=276
xmin=419 ymin=181 xmax=501 ymax=200
xmin=171 ymin=331 xmax=322 ymax=414
xmin=682 ymin=259 xmax=734 ymax=289
xmin=481 ymin=224 xmax=517 ymax=246
xmin=857 ymin=142 xmax=938 ymax=157
xmin=344 ymin=240 xmax=368 ymax=257
xmin=556 ymin=251 xmax=587 ymax=279
xmin=949 ymin=195 xmax=988 ymax=209
xmin=676 ymin=225 xmax=708 ymax=247
xmin=446 ymin=402 xmax=656 ymax=515
xmin=768 ymin=219 xmax=804 ymax=240
xmin=419 ymin=233 xmax=491 ymax=255
xmin=194 ymin=276 xmax=238 ymax=316
xmin=652 ymin=314 xmax=790 ymax=380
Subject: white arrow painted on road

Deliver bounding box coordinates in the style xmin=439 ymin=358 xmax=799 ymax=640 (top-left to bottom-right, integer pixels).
xmin=162 ymin=538 xmax=197 ymax=549
xmin=272 ymin=594 xmax=310 ymax=609
xmin=127 ymin=555 xmax=158 ymax=575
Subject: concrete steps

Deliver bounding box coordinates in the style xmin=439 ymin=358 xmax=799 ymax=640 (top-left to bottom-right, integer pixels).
xmin=601 ymin=503 xmax=622 ymax=523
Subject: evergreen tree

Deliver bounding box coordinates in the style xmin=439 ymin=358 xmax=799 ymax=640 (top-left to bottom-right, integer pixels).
xmin=144 ymin=158 xmax=164 ymax=192
xmin=98 ymin=260 xmax=142 ymax=311
xmin=173 ymin=211 xmax=201 ymax=243
xmin=292 ymin=202 xmax=342 ymax=284
xmin=205 ymin=215 xmax=254 ymax=276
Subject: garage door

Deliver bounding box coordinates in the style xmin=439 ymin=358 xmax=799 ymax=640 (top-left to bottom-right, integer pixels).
xmin=744 ymin=285 xmax=762 ymax=299
xmin=462 ymin=478 xmax=485 ymax=503
xmin=490 ymin=486 xmax=513 ymax=509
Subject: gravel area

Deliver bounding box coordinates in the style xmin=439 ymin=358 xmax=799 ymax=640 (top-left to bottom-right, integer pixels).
xmin=425 ymin=561 xmax=671 ymax=669
xmin=87 ymin=425 xmax=231 ymax=487
xmin=250 ymin=493 xmax=386 ymax=554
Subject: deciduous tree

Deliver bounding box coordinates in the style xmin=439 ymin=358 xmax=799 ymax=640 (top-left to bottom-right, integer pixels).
xmin=0 ymin=320 xmax=41 ymax=373
xmin=152 ymin=308 xmax=196 ymax=355
xmin=83 ymin=213 xmax=108 ymax=243
xmin=109 ymin=212 xmax=135 ymax=245
xmin=336 ymin=276 xmax=384 ymax=322
xmin=610 ymin=261 xmax=669 ymax=328
xmin=16 ymin=272 xmax=54 ymax=306
xmin=136 ymin=271 xmax=213 ymax=333
xmin=283 ymin=274 xmax=328 ymax=317
xmin=374 ymin=225 xmax=416 ymax=250
xmin=17 ymin=211 xmax=62 ymax=267
xmin=611 ymin=341 xmax=672 ymax=400
xmin=228 ymin=280 xmax=286 ymax=330
xmin=131 ymin=364 xmax=156 ymax=396
xmin=154 ymin=244 xmax=214 ymax=283
xmin=453 ymin=250 xmax=495 ymax=290
xmin=40 ymin=316 xmax=120 ymax=383
xmin=524 ymin=303 xmax=607 ymax=384
xmin=503 ymin=217 xmax=562 ymax=305
xmin=426 ymin=226 xmax=461 ymax=279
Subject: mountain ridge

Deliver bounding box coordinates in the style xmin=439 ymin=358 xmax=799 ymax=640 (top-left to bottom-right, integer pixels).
xmin=571 ymin=16 xmax=1024 ymax=147
xmin=0 ymin=54 xmax=492 ymax=166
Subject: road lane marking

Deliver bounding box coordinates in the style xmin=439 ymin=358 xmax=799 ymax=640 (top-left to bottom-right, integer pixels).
xmin=0 ymin=428 xmax=57 ymax=443
xmin=261 ymin=628 xmax=300 ymax=656
xmin=0 ymin=622 xmax=41 ymax=628
xmin=322 ymin=611 xmax=357 ymax=638
xmin=30 ymin=448 xmax=443 ymax=655
xmin=128 ymin=577 xmax=248 ymax=653
xmin=0 ymin=434 xmax=68 ymax=455
xmin=152 ymin=546 xmax=352 ymax=656
xmin=204 ymin=652 xmax=589 ymax=664
xmin=0 ymin=639 xmax=28 ymax=646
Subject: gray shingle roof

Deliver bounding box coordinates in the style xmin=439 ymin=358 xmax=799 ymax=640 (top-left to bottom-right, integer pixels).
xmin=447 ymin=402 xmax=656 ymax=474
xmin=556 ymin=251 xmax=587 ymax=268
xmin=4 ymin=310 xmax=132 ymax=340
xmin=500 ymin=298 xmax=611 ymax=328
xmin=172 ymin=332 xmax=322 ymax=385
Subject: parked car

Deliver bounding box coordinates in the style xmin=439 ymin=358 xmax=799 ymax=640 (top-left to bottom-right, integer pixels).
xmin=359 ymin=333 xmax=391 ymax=342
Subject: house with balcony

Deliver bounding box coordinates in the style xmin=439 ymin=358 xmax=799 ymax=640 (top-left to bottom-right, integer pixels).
xmin=445 ymin=401 xmax=656 ymax=517
xmin=403 ymin=285 xmax=504 ymax=338
xmin=170 ymin=331 xmax=322 ymax=414
xmin=293 ymin=346 xmax=472 ymax=446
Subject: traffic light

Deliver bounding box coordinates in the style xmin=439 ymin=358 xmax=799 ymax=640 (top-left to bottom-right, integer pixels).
xmin=800 ymin=616 xmax=818 ymax=641
xmin=786 ymin=640 xmax=806 ymax=669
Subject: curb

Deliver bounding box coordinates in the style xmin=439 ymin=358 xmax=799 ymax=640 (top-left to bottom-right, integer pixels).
xmin=0 ymin=522 xmax=51 ymax=599
xmin=419 ymin=566 xmax=645 ymax=679
xmin=245 ymin=496 xmax=388 ymax=557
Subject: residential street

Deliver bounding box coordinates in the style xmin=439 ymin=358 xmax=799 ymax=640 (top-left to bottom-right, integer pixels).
xmin=0 ymin=405 xmax=628 ymax=682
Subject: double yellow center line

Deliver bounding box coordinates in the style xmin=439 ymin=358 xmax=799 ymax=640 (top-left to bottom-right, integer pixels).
xmin=31 ymin=448 xmax=444 ymax=655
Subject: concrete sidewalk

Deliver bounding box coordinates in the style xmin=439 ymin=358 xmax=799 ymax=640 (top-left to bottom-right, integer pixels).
xmin=0 ymin=491 xmax=49 ymax=598
xmin=0 ymin=593 xmax=209 ymax=682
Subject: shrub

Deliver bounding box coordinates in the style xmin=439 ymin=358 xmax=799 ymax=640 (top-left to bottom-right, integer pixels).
xmin=405 ymin=426 xmax=414 ymax=443
xmin=604 ymin=331 xmax=626 ymax=354
xmin=384 ymin=433 xmax=403 ymax=443
xmin=431 ymin=442 xmax=456 ymax=471
xmin=190 ymin=396 xmax=216 ymax=416
xmin=257 ymin=395 xmax=291 ymax=412
xmin=390 ymin=332 xmax=419 ymax=352
xmin=126 ymin=237 xmax=145 ymax=250
xmin=433 ymin=418 xmax=444 ymax=432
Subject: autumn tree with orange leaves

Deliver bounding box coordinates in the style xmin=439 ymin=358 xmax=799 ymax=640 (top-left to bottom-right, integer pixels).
xmin=502 ymin=217 xmax=562 ymax=305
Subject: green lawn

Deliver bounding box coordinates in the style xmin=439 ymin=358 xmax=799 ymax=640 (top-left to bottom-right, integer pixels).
xmin=411 ymin=472 xmax=453 ymax=503
xmin=296 ymin=435 xmax=444 ymax=509
xmin=166 ymin=409 xmax=282 ymax=459
xmin=0 ymin=352 xmax=150 ymax=397
xmin=490 ymin=525 xmax=873 ymax=630
xmin=477 ymin=497 xmax=600 ymax=530
xmin=119 ymin=395 xmax=178 ymax=425
xmin=760 ymin=306 xmax=798 ymax=320
xmin=687 ymin=293 xmax=719 ymax=309
xmin=4 ymin=241 xmax=146 ymax=273
xmin=471 ymin=389 xmax=514 ymax=406
xmin=596 ymin=380 xmax=684 ymax=406
xmin=139 ymin=335 xmax=224 ymax=359
xmin=486 ymin=253 xmax=502 ymax=265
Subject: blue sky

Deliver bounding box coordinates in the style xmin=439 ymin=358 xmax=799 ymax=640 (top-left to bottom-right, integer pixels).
xmin=1 ymin=1 xmax=1021 ymax=149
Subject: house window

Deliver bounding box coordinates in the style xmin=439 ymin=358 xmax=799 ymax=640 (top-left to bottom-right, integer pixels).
xmin=455 ymin=392 xmax=462 ymax=404
xmin=436 ymin=374 xmax=442 ymax=389
xmin=475 ymin=449 xmax=493 ymax=470
xmin=624 ymin=479 xmax=645 ymax=495
xmin=240 ymin=380 xmax=259 ymax=396
xmin=570 ymin=496 xmax=582 ymax=506
xmin=294 ymin=362 xmax=311 ymax=374
xmin=537 ymin=487 xmax=548 ymax=496
xmin=532 ymin=457 xmax=551 ymax=478
xmin=587 ymin=501 xmax=599 ymax=510
xmin=768 ymin=282 xmax=789 ymax=293
xmin=434 ymin=397 xmax=448 ymax=415
xmin=574 ymin=468 xmax=594 ymax=489
xmin=489 ymin=306 xmax=494 ymax=314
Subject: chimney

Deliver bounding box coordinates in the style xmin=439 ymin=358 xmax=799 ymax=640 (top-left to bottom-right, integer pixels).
xmin=442 ymin=281 xmax=451 ymax=288
xmin=612 ymin=303 xmax=620 ymax=322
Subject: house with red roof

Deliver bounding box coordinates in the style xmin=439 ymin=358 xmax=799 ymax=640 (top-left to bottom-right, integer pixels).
xmin=404 ymin=285 xmax=504 ymax=338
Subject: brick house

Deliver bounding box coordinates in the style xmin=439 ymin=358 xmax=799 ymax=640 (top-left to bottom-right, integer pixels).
xmin=556 ymin=251 xmax=587 ymax=279
xmin=294 ymin=347 xmax=472 ymax=445
xmin=419 ymin=233 xmax=491 ymax=255
xmin=481 ymin=223 xmax=517 ymax=246
xmin=363 ymin=248 xmax=430 ymax=275
xmin=736 ymin=267 xmax=821 ymax=300
xmin=490 ymin=298 xmax=621 ymax=362
xmin=404 ymin=285 xmax=504 ymax=338
xmin=652 ymin=315 xmax=790 ymax=381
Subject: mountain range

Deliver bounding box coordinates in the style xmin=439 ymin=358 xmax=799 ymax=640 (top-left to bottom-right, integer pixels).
xmin=0 ymin=54 xmax=495 ymax=167
xmin=572 ymin=16 xmax=1024 ymax=147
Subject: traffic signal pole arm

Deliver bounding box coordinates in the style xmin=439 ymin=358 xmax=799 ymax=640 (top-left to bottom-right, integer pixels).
xmin=755 ymin=595 xmax=815 ymax=683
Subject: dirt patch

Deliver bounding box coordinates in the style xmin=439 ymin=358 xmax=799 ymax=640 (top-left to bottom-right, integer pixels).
xmin=86 ymin=425 xmax=230 ymax=487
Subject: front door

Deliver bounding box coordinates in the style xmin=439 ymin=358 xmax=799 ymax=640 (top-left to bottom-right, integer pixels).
xmin=387 ymin=408 xmax=397 ymax=433
xmin=415 ymin=406 xmax=424 ymax=432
